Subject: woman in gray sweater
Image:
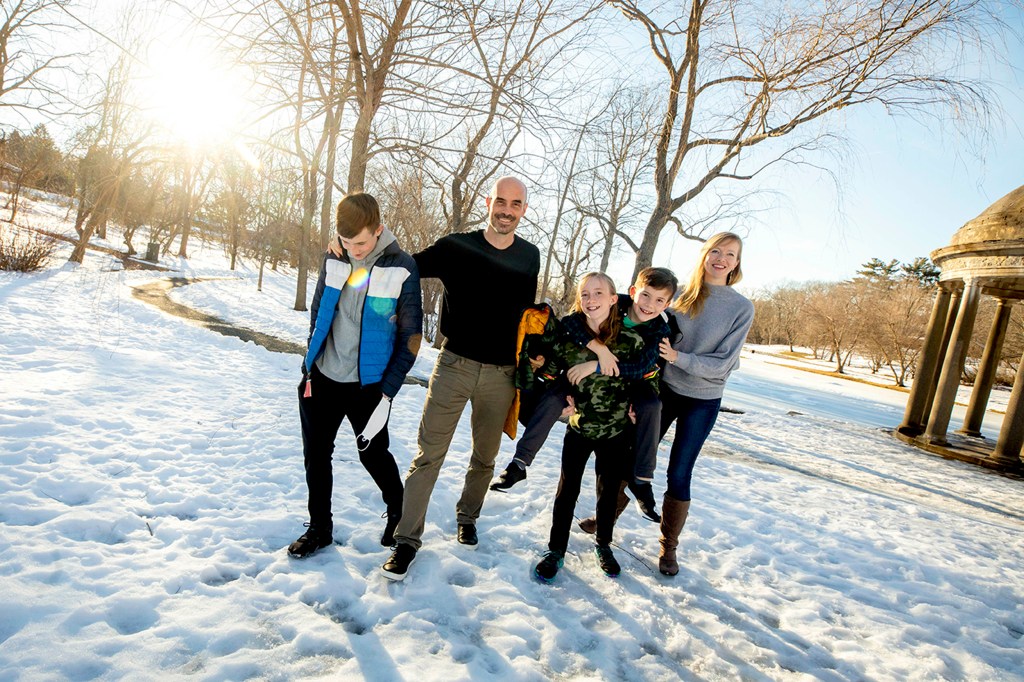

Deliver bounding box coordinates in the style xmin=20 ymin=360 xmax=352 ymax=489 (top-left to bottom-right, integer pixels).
xmin=655 ymin=232 xmax=754 ymax=576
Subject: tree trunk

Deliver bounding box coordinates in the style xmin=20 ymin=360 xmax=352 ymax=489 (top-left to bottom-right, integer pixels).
xmin=347 ymin=108 xmax=372 ymax=193
xmin=631 ymin=204 xmax=670 ymax=282
xmin=319 ymin=104 xmax=341 ymax=250
xmin=229 ymin=214 xmax=239 ymax=271
xmin=69 ymin=221 xmax=97 ymax=263
xmin=599 ymin=224 xmax=615 ymax=273
xmin=293 ymin=170 xmax=317 ymax=311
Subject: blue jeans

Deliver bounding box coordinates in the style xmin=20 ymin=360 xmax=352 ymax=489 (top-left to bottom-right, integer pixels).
xmin=659 ymin=387 xmax=720 ymax=501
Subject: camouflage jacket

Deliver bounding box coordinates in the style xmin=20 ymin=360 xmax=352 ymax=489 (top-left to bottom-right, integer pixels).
xmin=561 ymin=293 xmax=670 ymax=385
xmin=542 ymin=313 xmax=646 ymax=440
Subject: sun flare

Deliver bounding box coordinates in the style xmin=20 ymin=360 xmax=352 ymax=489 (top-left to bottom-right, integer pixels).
xmin=139 ymin=40 xmax=252 ymax=148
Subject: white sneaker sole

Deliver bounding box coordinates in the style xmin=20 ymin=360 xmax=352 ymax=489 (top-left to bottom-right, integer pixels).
xmin=634 ymin=499 xmax=660 ymax=523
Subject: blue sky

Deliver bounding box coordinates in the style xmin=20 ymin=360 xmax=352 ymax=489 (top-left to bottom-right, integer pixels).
xmin=643 ymin=28 xmax=1024 ymax=292
xmin=726 ymin=101 xmax=1024 ymax=291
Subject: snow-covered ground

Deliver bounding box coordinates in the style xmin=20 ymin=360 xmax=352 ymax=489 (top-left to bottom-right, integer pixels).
xmin=1 ymin=200 xmax=1023 ymax=680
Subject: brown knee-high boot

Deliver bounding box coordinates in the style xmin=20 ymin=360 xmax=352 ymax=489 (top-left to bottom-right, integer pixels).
xmin=577 ymin=480 xmax=630 ymax=534
xmin=658 ymin=494 xmax=690 ymax=576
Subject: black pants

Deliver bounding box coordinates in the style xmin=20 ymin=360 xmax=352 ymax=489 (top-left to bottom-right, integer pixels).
xmin=298 ymin=365 xmax=403 ymax=529
xmin=514 ymin=376 xmax=571 ymax=467
xmin=630 ymin=381 xmax=661 ymax=480
xmin=547 ymin=428 xmax=632 ymax=553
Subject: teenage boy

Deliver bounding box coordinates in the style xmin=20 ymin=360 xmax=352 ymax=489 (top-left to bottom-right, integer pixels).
xmin=491 ymin=267 xmax=679 ymax=521
xmin=288 ymin=192 xmax=422 ymax=559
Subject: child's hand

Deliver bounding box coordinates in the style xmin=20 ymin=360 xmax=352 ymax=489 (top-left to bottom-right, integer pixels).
xmin=593 ymin=345 xmax=619 ymax=376
xmin=528 ymin=355 xmax=545 ymax=370
xmin=327 ymin=237 xmax=344 ymax=257
xmin=562 ymin=395 xmax=576 ymax=418
xmin=628 ymin=404 xmax=636 ymax=424
xmin=567 ymin=361 xmax=598 ymax=385
xmin=658 ymin=338 xmax=678 ymax=364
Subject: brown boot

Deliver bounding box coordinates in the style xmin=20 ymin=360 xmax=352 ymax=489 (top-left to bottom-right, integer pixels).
xmin=578 ymin=481 xmax=630 ymax=534
xmin=658 ymin=494 xmax=690 ymax=576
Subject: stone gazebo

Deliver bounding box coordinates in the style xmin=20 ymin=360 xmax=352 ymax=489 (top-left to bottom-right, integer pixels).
xmin=895 ymin=184 xmax=1024 ymax=473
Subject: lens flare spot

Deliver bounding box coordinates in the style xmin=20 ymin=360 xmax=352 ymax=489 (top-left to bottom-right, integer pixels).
xmin=348 ymin=268 xmax=370 ymax=289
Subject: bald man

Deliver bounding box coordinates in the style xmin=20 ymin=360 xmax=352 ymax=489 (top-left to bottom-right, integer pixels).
xmin=382 ymin=177 xmax=540 ymax=580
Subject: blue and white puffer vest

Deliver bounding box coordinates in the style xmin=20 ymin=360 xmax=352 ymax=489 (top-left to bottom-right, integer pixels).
xmin=304 ymin=241 xmax=422 ymax=398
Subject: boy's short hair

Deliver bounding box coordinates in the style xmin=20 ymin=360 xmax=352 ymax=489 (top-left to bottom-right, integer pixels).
xmin=336 ymin=192 xmax=380 ymax=239
xmin=635 ymin=266 xmax=678 ymax=298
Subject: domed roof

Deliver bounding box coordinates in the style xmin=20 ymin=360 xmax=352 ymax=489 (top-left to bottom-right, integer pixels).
xmin=949 ymin=184 xmax=1024 ymax=246
xmin=931 ymin=183 xmax=1024 ymax=293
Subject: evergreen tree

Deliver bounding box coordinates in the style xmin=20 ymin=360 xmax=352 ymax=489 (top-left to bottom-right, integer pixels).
xmin=901 ymin=257 xmax=940 ymax=286
xmin=857 ymin=258 xmax=902 ymax=282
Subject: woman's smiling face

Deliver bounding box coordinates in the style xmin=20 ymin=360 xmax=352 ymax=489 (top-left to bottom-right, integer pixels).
xmin=703 ymin=239 xmax=740 ymax=285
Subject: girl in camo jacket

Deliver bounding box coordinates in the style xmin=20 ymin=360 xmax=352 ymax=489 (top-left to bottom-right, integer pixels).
xmin=533 ymin=272 xmax=646 ymax=582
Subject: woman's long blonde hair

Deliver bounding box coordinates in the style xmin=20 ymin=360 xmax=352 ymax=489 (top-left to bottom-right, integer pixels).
xmin=571 ymin=272 xmax=621 ymax=344
xmin=672 ymin=232 xmax=743 ymax=318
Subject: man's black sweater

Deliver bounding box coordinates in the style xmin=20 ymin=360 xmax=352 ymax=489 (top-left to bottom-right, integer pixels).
xmin=415 ymin=230 xmax=540 ymax=366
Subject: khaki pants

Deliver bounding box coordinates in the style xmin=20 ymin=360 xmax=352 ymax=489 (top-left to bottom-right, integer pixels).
xmin=394 ymin=349 xmax=515 ymax=549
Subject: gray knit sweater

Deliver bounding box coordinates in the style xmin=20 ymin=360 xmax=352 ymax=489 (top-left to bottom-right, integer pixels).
xmin=662 ymin=284 xmax=754 ymax=400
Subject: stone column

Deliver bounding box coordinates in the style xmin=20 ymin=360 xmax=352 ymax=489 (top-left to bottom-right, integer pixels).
xmin=991 ymin=345 xmax=1024 ymax=465
xmin=925 ymin=279 xmax=982 ymax=445
xmin=898 ymin=285 xmax=953 ymax=436
xmin=922 ymin=286 xmax=963 ymax=419
xmin=959 ymin=298 xmax=1014 ymax=437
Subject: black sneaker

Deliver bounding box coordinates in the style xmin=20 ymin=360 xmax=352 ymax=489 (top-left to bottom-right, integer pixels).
xmin=457 ymin=523 xmax=478 ymax=548
xmin=534 ymin=550 xmax=564 ymax=583
xmin=630 ymin=481 xmax=661 ymax=523
xmin=595 ymin=544 xmax=620 ymax=577
xmin=489 ymin=463 xmax=526 ymax=491
xmin=381 ymin=543 xmax=417 ymax=581
xmin=381 ymin=511 xmax=401 ymax=547
xmin=287 ymin=524 xmax=333 ymax=558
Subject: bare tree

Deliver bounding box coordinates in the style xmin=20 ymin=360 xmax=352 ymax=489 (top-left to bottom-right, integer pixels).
xmin=858 ymin=279 xmax=933 ymax=386
xmin=1 ymin=123 xmax=64 ymax=221
xmin=549 ymin=210 xmax=602 ymax=313
xmin=334 ymin=0 xmax=414 ymax=192
xmin=210 ymin=156 xmax=255 ymax=271
xmin=749 ymin=283 xmax=807 ymax=350
xmin=804 ymin=280 xmax=862 ymax=373
xmin=370 ymin=159 xmax=447 ymax=341
xmin=0 ymin=0 xmax=75 ymax=116
xmin=570 ymin=85 xmax=658 ymax=274
xmin=608 ymin=0 xmax=1002 ymax=280
xmin=415 ymin=0 xmax=601 ymax=236
xmin=68 ymin=48 xmax=152 ymax=264
xmin=111 ymin=165 xmax=166 ymax=256
xmin=162 ymin=147 xmax=218 ymax=258
xmin=246 ymin=0 xmax=351 ymax=309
